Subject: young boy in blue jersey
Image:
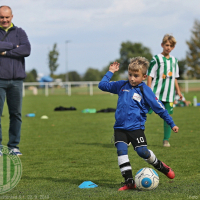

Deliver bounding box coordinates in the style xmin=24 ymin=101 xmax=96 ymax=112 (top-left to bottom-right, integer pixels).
xmin=98 ymin=57 xmax=179 ymax=191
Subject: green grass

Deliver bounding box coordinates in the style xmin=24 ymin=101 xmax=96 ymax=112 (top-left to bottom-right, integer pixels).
xmin=0 ymin=92 xmax=200 ymax=200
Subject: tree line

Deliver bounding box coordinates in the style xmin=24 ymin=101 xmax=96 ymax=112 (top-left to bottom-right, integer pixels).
xmin=25 ymin=19 xmax=200 ymax=82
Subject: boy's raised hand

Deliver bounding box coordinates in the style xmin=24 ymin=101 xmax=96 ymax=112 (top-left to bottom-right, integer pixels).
xmin=109 ymin=62 xmax=120 ymax=73
xmin=172 ymin=126 xmax=179 ymax=133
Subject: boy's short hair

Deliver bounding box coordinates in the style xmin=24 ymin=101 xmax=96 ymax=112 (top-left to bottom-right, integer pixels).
xmin=128 ymin=57 xmax=149 ymax=75
xmin=162 ymin=34 xmax=177 ymax=46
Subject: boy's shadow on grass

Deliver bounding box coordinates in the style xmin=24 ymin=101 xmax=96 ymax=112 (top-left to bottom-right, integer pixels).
xmin=146 ymin=144 xmax=163 ymax=147
xmin=22 ymin=176 xmax=185 ymax=192
xmin=22 ymin=175 xmax=119 ymax=189
xmin=76 ymin=142 xmax=114 ymax=148
xmin=76 ymin=143 xmax=162 ymax=148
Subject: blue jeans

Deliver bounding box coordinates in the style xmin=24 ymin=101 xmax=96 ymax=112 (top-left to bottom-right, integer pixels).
xmin=0 ymin=80 xmax=23 ymax=149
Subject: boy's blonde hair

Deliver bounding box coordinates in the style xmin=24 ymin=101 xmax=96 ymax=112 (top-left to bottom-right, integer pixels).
xmin=128 ymin=57 xmax=149 ymax=75
xmin=162 ymin=34 xmax=177 ymax=46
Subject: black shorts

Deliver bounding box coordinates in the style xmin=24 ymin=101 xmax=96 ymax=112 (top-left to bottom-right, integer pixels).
xmin=114 ymin=129 xmax=147 ymax=150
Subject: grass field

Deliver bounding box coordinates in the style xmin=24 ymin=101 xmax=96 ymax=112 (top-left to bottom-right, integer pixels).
xmin=0 ymin=91 xmax=200 ymax=200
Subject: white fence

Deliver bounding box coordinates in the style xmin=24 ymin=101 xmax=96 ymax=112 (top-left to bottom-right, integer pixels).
xmin=23 ymin=80 xmax=200 ymax=96
xmin=177 ymin=80 xmax=200 ymax=93
xmin=23 ymin=81 xmax=100 ymax=96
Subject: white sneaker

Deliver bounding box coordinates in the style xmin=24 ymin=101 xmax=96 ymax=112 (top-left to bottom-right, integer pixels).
xmin=163 ymin=140 xmax=170 ymax=147
xmin=10 ymin=148 xmax=22 ymax=156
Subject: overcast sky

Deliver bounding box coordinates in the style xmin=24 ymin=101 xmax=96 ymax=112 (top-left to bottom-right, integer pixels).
xmin=2 ymin=0 xmax=200 ymax=76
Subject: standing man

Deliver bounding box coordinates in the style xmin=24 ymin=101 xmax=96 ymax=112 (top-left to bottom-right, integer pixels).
xmin=0 ymin=5 xmax=31 ymax=155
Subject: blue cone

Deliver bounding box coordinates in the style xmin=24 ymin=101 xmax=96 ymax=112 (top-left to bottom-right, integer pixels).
xmin=78 ymin=181 xmax=98 ymax=189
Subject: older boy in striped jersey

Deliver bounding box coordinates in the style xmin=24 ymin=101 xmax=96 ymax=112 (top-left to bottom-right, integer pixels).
xmin=147 ymin=34 xmax=182 ymax=147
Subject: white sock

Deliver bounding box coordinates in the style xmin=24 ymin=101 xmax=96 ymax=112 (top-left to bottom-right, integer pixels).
xmin=144 ymin=150 xmax=158 ymax=165
xmin=118 ymin=155 xmax=132 ymax=173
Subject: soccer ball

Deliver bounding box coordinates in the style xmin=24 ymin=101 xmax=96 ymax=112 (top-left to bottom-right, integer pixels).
xmin=135 ymin=168 xmax=159 ymax=190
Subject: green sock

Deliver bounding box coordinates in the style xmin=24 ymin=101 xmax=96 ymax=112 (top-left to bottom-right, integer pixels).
xmin=164 ymin=121 xmax=171 ymax=141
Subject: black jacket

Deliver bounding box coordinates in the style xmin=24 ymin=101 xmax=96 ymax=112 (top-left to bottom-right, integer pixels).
xmin=0 ymin=25 xmax=31 ymax=79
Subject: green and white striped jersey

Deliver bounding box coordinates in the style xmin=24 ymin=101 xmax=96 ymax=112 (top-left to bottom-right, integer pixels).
xmin=147 ymin=54 xmax=179 ymax=102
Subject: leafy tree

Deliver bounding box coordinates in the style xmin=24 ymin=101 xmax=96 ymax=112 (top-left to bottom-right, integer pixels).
xmin=83 ymin=68 xmax=102 ymax=81
xmin=68 ymin=71 xmax=81 ymax=81
xmin=186 ymin=19 xmax=200 ymax=79
xmin=51 ymin=73 xmax=66 ymax=81
xmin=178 ymin=59 xmax=187 ymax=79
xmin=24 ymin=69 xmax=38 ymax=82
xmin=119 ymin=41 xmax=153 ymax=71
xmin=24 ymin=73 xmax=35 ymax=82
xmin=51 ymin=71 xmax=81 ymax=82
xmin=48 ymin=43 xmax=59 ymax=76
xmin=30 ymin=69 xmax=37 ymax=80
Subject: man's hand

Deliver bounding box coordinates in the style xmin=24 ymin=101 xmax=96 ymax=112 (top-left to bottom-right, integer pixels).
xmin=172 ymin=126 xmax=179 ymax=133
xmin=109 ymin=62 xmax=120 ymax=73
xmin=0 ymin=51 xmax=6 ymax=55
